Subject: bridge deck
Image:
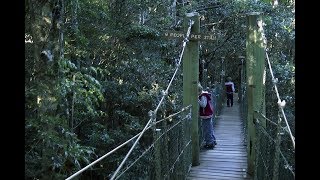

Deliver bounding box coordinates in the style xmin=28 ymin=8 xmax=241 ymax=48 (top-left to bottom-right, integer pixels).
xmin=187 ymin=93 xmax=252 ymax=180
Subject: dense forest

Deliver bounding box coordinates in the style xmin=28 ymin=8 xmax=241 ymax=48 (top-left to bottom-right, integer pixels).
xmin=25 ymin=0 xmax=295 ymax=179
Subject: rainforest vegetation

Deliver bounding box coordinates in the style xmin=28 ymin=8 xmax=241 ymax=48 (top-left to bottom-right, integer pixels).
xmin=25 ymin=0 xmax=294 ymax=179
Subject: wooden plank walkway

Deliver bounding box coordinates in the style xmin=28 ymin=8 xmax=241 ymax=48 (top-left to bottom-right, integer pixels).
xmin=187 ymin=93 xmax=252 ymax=180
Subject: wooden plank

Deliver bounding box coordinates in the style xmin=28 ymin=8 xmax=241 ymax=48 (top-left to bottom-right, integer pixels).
xmin=190 ymin=171 xmax=247 ymax=178
xmin=191 ymin=166 xmax=247 ymax=172
xmin=201 ymin=155 xmax=247 ymax=160
xmin=202 ymin=150 xmax=246 ymax=155
xmin=200 ymin=156 xmax=247 ymax=161
xmin=202 ymin=154 xmax=247 ymax=158
xmin=200 ymin=156 xmax=246 ymax=162
xmin=189 ymin=171 xmax=249 ymax=179
xmin=200 ymin=155 xmax=247 ymax=160
xmin=189 ymin=172 xmax=247 ymax=179
xmin=194 ymin=166 xmax=247 ymax=172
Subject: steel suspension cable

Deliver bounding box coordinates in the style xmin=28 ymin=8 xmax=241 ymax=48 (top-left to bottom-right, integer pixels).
xmin=114 ymin=145 xmax=155 ymax=180
xmin=65 ymin=105 xmax=191 ymax=180
xmin=112 ymin=115 xmax=190 ymax=179
xmin=265 ymin=50 xmax=295 ymax=149
xmin=155 ymin=105 xmax=192 ymax=124
xmin=109 ymin=20 xmax=194 ymax=180
xmin=114 ymin=114 xmax=191 ymax=179
xmin=255 ymin=110 xmax=292 ymax=134
xmin=279 ymin=149 xmax=295 ymax=177
xmin=66 ymin=105 xmax=191 ymax=180
xmin=255 ymin=119 xmax=295 ymax=176
xmin=260 ymin=28 xmax=295 ymax=149
xmin=254 ymin=110 xmax=277 ymax=126
xmin=163 ymin=140 xmax=192 ymax=179
xmin=65 ymin=132 xmax=143 ymax=180
xmin=255 ymin=119 xmax=276 ymax=144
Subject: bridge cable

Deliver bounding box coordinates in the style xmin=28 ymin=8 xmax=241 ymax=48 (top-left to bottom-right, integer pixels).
xmin=163 ymin=140 xmax=192 ymax=179
xmin=155 ymin=104 xmax=192 ymax=124
xmin=255 ymin=110 xmax=293 ymax=134
xmin=65 ymin=105 xmax=191 ymax=180
xmin=254 ymin=110 xmax=277 ymax=126
xmin=109 ymin=19 xmax=195 ymax=180
xmin=115 ymin=112 xmax=192 ymax=180
xmin=66 ymin=19 xmax=194 ymax=180
xmin=261 ymin=30 xmax=295 ymax=149
xmin=255 ymin=119 xmax=295 ymax=177
xmin=66 ymin=132 xmax=144 ymax=180
xmin=265 ymin=49 xmax=295 ymax=149
xmin=279 ymin=149 xmax=295 ymax=177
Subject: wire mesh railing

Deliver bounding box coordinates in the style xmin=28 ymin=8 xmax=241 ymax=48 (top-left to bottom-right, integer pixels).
xmin=239 ymin=48 xmax=295 ymax=180
xmin=66 ymin=105 xmax=192 ymax=180
xmin=113 ymin=106 xmax=193 ymax=180
xmin=254 ymin=116 xmax=295 ymax=180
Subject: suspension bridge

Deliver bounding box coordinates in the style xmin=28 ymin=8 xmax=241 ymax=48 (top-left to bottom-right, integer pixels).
xmin=65 ymin=12 xmax=295 ymax=180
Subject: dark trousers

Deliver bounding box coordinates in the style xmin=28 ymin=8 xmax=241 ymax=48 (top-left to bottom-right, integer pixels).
xmin=226 ymin=93 xmax=233 ymax=107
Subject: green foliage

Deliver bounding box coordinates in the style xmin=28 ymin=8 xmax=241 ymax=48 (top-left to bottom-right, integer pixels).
xmin=25 ymin=116 xmax=96 ymax=179
xmin=127 ymin=24 xmax=160 ymax=39
xmin=59 ymin=58 xmax=105 ymax=109
xmin=25 ymin=0 xmax=294 ymax=178
xmin=82 ymin=123 xmax=115 ymax=149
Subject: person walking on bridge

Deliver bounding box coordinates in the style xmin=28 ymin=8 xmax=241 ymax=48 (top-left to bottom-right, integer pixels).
xmin=225 ymin=77 xmax=235 ymax=107
xmin=198 ymin=83 xmax=217 ymax=149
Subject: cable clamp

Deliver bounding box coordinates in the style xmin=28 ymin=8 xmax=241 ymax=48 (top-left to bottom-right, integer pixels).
xmin=277 ymin=99 xmax=286 ymax=108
